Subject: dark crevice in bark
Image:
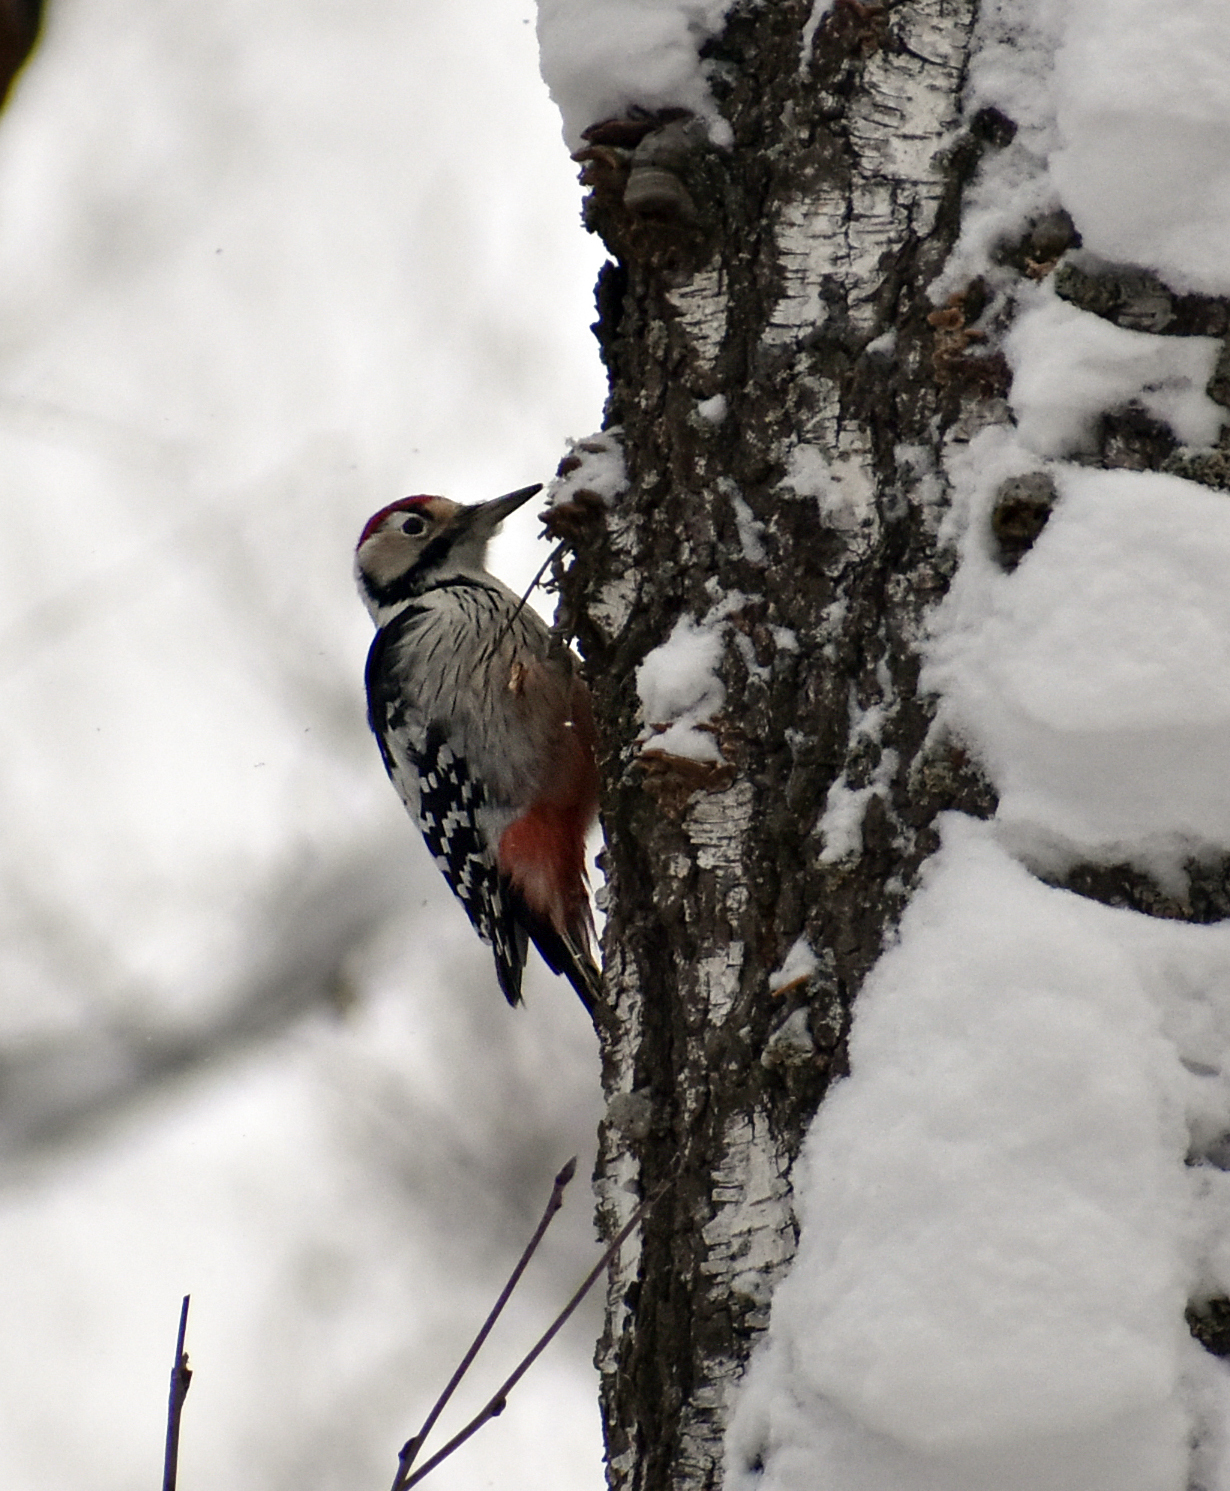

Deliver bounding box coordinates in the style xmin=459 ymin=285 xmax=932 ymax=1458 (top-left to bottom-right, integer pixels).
xmin=1098 ymin=403 xmax=1179 ymax=471
xmin=1055 ymin=258 xmax=1230 ymax=340
xmin=1041 ymin=857 xmax=1230 ymax=925
xmin=1187 ymin=1296 xmax=1230 ymax=1359
xmin=993 ymin=208 xmax=1081 ymax=277
xmin=1048 ymin=253 xmax=1230 ymax=492
xmin=989 ymin=471 xmax=1057 ymax=569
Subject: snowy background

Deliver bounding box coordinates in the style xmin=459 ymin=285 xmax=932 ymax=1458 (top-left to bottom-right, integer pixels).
xmin=0 ymin=1 xmax=609 ymax=1487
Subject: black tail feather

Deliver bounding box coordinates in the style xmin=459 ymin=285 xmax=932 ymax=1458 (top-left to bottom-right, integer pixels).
xmin=492 ymin=881 xmax=600 ymax=1016
xmin=525 ymin=918 xmax=602 ymax=1015
xmin=478 ymin=874 xmax=601 ymax=1015
xmin=490 ymin=892 xmax=529 ymax=1007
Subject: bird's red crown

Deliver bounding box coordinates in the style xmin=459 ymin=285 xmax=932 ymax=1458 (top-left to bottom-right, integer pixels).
xmin=357 ymin=495 xmax=439 ymax=549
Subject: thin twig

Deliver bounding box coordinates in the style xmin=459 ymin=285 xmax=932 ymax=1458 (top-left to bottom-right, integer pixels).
xmin=162 ymin=1295 xmax=192 ymax=1491
xmin=398 ymin=1172 xmax=673 ymax=1489
xmin=490 ymin=541 xmax=567 ymax=656
xmin=390 ymin=1157 xmax=578 ymax=1491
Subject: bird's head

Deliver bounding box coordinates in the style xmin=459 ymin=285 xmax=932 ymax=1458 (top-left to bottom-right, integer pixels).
xmin=355 ymin=483 xmax=542 ymax=622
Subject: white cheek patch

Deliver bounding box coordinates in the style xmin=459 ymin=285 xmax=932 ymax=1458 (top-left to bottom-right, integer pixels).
xmin=361 ymin=529 xmax=416 ymax=586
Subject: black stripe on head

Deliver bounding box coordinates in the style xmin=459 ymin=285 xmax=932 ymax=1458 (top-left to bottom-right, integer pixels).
xmin=362 ymin=526 xmax=484 ymax=611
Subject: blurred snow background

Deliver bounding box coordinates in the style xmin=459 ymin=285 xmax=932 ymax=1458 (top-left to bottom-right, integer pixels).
xmin=0 ymin=0 xmax=608 ymax=1487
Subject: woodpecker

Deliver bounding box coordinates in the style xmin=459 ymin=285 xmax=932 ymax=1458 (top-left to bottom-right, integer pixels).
xmin=356 ymin=483 xmax=602 ymax=1014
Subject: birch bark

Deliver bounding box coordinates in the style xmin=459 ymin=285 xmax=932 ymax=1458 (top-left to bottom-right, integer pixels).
xmin=556 ymin=6 xmax=1005 ymax=1487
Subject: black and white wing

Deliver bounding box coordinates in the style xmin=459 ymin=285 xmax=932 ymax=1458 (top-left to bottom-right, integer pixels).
xmin=365 ymin=622 xmax=529 ymax=1004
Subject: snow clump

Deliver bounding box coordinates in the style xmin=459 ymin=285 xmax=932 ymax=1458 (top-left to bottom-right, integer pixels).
xmin=636 ymin=615 xmax=726 ymax=763
xmin=536 ymin=0 xmax=734 ymax=150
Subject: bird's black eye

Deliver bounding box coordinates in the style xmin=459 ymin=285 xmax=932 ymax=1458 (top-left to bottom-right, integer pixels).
xmin=401 ymin=513 xmax=428 ymax=536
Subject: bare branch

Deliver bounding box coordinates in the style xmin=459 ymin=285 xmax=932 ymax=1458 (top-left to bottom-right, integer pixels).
xmin=490 ymin=541 xmax=567 ymax=656
xmin=395 ymin=1170 xmax=672 ymax=1489
xmin=162 ymin=1295 xmax=192 ymax=1491
xmin=391 ymin=1156 xmax=578 ymax=1490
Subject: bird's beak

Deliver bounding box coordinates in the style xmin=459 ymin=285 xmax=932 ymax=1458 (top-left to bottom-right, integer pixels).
xmin=465 ymin=483 xmax=543 ymax=537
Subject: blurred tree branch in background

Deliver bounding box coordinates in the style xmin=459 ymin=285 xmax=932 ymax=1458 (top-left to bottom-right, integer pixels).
xmin=0 ymin=0 xmax=40 ymax=108
xmin=0 ymin=840 xmax=404 ymax=1166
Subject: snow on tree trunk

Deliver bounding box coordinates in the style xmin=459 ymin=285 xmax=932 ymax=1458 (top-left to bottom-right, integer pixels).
xmin=540 ymin=0 xmax=1230 ymax=1488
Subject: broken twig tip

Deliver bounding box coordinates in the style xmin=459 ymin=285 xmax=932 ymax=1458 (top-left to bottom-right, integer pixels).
xmin=162 ymin=1294 xmax=193 ymax=1491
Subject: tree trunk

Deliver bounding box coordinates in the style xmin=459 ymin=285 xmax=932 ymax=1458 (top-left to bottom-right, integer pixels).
xmin=561 ymin=2 xmax=992 ymax=1486
xmin=552 ymin=2 xmax=1230 ymax=1488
